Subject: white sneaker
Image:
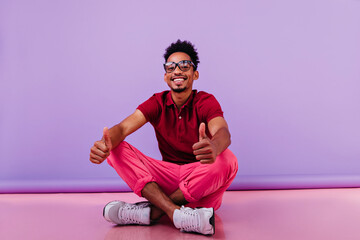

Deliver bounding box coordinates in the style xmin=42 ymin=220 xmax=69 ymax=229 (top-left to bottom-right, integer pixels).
xmin=103 ymin=201 xmax=151 ymax=225
xmin=173 ymin=206 xmax=215 ymax=235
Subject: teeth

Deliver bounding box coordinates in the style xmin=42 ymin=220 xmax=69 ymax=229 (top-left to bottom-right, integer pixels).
xmin=173 ymin=78 xmax=184 ymax=82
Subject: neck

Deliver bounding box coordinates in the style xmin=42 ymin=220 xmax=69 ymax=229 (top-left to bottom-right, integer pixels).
xmin=171 ymin=89 xmax=193 ymax=110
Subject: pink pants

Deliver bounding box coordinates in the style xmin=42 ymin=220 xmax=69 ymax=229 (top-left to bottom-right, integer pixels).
xmin=107 ymin=141 xmax=238 ymax=210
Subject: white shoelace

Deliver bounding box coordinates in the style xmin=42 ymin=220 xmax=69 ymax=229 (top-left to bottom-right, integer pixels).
xmin=119 ymin=204 xmax=143 ymax=224
xmin=179 ymin=206 xmax=201 ymax=232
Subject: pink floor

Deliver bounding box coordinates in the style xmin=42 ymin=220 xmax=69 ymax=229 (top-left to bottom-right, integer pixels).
xmin=1 ymin=188 xmax=360 ymax=240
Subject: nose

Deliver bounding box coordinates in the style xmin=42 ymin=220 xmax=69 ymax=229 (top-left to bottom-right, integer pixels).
xmin=173 ymin=64 xmax=182 ymax=74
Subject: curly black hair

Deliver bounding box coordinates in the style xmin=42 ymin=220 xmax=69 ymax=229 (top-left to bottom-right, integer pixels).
xmin=163 ymin=39 xmax=200 ymax=70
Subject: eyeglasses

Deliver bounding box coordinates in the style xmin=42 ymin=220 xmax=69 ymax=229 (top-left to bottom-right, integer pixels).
xmin=163 ymin=60 xmax=195 ymax=73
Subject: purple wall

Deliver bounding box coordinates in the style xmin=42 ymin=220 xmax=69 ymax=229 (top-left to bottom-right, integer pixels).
xmin=1 ymin=0 xmax=360 ymax=193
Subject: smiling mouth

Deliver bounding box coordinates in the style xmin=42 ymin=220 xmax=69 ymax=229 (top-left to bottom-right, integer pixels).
xmin=173 ymin=78 xmax=184 ymax=82
xmin=171 ymin=77 xmax=187 ymax=82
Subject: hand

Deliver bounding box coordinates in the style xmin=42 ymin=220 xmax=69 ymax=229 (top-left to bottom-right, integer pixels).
xmin=89 ymin=127 xmax=113 ymax=164
xmin=192 ymin=123 xmax=217 ymax=164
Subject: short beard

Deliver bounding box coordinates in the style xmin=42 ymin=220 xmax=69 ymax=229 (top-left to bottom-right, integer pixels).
xmin=172 ymin=87 xmax=186 ymax=93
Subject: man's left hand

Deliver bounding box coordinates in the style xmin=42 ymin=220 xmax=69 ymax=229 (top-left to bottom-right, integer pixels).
xmin=192 ymin=122 xmax=217 ymax=164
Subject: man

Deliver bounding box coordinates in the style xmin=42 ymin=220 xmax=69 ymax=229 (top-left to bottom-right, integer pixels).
xmin=89 ymin=40 xmax=238 ymax=235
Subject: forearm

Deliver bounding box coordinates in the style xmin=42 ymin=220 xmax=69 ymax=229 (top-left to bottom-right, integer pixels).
xmin=105 ymin=109 xmax=147 ymax=150
xmin=107 ymin=124 xmax=127 ymax=150
xmin=210 ymin=127 xmax=231 ymax=156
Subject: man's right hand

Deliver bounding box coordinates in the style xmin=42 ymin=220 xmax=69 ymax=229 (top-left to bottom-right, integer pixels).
xmin=89 ymin=127 xmax=113 ymax=164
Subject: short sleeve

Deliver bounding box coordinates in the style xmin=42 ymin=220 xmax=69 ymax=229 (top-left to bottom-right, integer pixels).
xmin=197 ymin=93 xmax=224 ymax=123
xmin=137 ymin=94 xmax=161 ymax=123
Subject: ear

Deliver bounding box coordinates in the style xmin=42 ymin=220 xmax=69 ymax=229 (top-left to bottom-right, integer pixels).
xmin=193 ymin=70 xmax=199 ymax=80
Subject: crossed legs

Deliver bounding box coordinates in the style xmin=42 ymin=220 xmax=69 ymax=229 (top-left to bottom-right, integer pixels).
xmin=141 ymin=182 xmax=187 ymax=222
xmin=107 ymin=141 xmax=238 ymax=219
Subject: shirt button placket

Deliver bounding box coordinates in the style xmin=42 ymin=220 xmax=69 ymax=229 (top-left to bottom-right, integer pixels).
xmin=178 ymin=114 xmax=183 ymax=142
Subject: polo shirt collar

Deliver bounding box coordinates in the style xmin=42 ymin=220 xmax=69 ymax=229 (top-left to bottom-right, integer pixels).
xmin=165 ymin=90 xmax=197 ymax=108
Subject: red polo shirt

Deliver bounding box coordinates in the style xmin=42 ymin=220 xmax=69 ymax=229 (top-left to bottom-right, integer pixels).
xmin=137 ymin=90 xmax=223 ymax=164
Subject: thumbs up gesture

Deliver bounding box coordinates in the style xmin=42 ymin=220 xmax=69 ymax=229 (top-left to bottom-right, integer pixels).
xmin=192 ymin=123 xmax=217 ymax=164
xmin=90 ymin=127 xmax=113 ymax=164
xmin=102 ymin=127 xmax=113 ymax=150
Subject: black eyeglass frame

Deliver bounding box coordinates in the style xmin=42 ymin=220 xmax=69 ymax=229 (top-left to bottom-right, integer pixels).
xmin=163 ymin=60 xmax=196 ymax=73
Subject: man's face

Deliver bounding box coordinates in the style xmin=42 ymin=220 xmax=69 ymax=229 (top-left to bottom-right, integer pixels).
xmin=164 ymin=52 xmax=199 ymax=94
